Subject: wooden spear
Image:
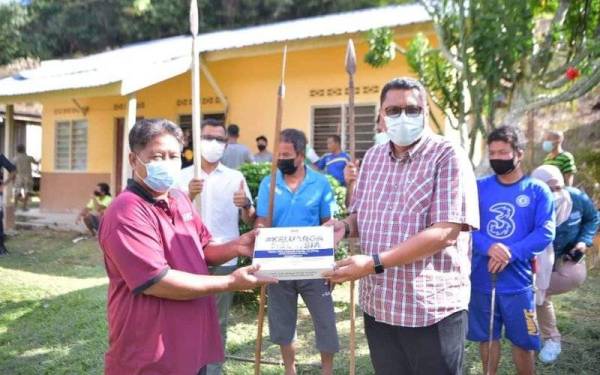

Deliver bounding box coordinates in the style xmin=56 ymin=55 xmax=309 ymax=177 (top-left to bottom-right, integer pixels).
xmin=190 ymin=0 xmax=203 ymax=210
xmin=344 ymin=38 xmax=357 ymax=375
xmin=255 ymin=45 xmax=288 ymax=375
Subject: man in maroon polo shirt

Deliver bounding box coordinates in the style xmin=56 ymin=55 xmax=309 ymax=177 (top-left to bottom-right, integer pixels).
xmin=98 ymin=118 xmax=275 ymax=375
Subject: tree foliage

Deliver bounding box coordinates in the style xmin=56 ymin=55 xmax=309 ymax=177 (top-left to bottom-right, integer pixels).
xmin=0 ymin=2 xmax=28 ymax=65
xmin=0 ymin=0 xmax=409 ymax=61
xmin=365 ymin=0 xmax=600 ymax=160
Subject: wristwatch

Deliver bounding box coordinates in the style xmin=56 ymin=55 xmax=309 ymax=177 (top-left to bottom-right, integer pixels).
xmin=242 ymin=199 xmax=252 ymax=210
xmin=372 ymin=254 xmax=384 ymax=274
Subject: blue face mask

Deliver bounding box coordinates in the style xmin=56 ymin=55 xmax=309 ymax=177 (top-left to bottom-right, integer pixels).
xmin=542 ymin=140 xmax=554 ymax=153
xmin=374 ymin=132 xmax=391 ymax=145
xmin=136 ymin=156 xmax=181 ymax=193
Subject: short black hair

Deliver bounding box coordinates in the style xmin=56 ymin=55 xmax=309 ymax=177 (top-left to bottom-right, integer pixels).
xmin=227 ymin=124 xmax=240 ymax=137
xmin=129 ymin=118 xmax=183 ymax=152
xmin=97 ymin=182 xmax=111 ymax=196
xmin=256 ymin=135 xmax=268 ymax=143
xmin=487 ymin=125 xmax=526 ymax=152
xmin=380 ymin=77 xmax=425 ymax=105
xmin=16 ymin=144 xmax=25 ymax=153
xmin=201 ymin=118 xmax=225 ymax=131
xmin=327 ymin=135 xmax=341 ymax=144
xmin=280 ymin=128 xmax=307 ymax=156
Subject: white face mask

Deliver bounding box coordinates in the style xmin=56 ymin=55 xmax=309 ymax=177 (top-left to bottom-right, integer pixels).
xmin=201 ymin=139 xmax=226 ymax=163
xmin=384 ymin=113 xmax=424 ymax=147
xmin=553 ymin=188 xmax=573 ymax=226
xmin=374 ymin=132 xmax=391 ymax=145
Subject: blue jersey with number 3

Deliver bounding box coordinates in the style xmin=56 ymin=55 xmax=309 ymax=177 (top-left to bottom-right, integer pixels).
xmin=471 ymin=175 xmax=555 ymax=294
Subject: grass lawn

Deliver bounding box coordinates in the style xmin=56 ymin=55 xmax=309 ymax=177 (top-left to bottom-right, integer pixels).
xmin=0 ymin=229 xmax=599 ymax=374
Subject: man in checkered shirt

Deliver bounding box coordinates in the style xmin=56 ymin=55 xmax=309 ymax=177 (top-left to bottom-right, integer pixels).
xmin=325 ymin=77 xmax=480 ymax=375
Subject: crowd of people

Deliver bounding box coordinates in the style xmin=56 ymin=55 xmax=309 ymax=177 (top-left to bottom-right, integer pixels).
xmin=0 ymin=76 xmax=597 ymax=375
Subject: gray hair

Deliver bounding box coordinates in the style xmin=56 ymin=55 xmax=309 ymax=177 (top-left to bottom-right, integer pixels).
xmin=280 ymin=128 xmax=307 ymax=156
xmin=128 ymin=118 xmax=184 ymax=152
xmin=380 ymin=77 xmax=430 ymax=123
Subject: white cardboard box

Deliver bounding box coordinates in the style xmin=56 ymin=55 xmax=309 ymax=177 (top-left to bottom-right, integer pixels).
xmin=252 ymin=226 xmax=335 ymax=280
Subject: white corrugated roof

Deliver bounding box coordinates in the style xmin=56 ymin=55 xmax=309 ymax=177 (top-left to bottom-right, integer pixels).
xmin=0 ymin=4 xmax=430 ymax=98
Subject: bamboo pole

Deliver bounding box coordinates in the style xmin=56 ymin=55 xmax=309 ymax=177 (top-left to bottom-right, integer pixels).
xmin=190 ymin=0 xmax=202 ymax=211
xmin=255 ymin=45 xmax=288 ymax=375
xmin=344 ymin=38 xmax=357 ymax=375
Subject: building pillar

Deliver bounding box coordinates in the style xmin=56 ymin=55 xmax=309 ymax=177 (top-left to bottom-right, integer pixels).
xmin=121 ymin=95 xmax=137 ymax=192
xmin=3 ymin=104 xmax=15 ymax=232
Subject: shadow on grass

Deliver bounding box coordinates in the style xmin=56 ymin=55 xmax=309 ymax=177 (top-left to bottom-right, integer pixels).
xmin=0 ymin=284 xmax=107 ymax=375
xmin=0 ymin=229 xmax=106 ymax=279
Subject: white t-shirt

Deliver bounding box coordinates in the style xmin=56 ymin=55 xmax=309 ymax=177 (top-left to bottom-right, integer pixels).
xmin=177 ymin=163 xmax=253 ymax=266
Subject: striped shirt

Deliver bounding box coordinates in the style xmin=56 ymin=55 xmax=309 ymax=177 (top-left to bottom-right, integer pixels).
xmin=543 ymin=151 xmax=577 ymax=174
xmin=350 ymin=133 xmax=479 ymax=327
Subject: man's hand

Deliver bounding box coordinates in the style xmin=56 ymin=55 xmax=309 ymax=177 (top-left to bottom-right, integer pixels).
xmin=188 ymin=178 xmax=204 ymax=200
xmin=237 ymin=229 xmax=258 ymax=257
xmin=322 ymin=254 xmax=373 ymax=283
xmin=488 ymin=243 xmax=511 ymax=263
xmin=324 ymin=219 xmax=346 ymax=245
xmin=571 ymin=242 xmax=587 ymax=254
xmin=228 ymin=264 xmax=277 ymax=291
xmin=233 ymin=180 xmax=250 ymax=208
xmin=344 ymin=160 xmax=360 ymax=186
xmin=488 ymin=257 xmax=508 ymax=274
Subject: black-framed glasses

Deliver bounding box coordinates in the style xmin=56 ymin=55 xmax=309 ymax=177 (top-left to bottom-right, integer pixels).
xmin=201 ymin=135 xmax=227 ymax=143
xmin=384 ymin=105 xmax=423 ymax=118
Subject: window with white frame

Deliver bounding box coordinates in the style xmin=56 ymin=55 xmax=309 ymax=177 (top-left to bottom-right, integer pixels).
xmin=55 ymin=120 xmax=88 ymax=170
xmin=312 ymin=104 xmax=377 ymax=160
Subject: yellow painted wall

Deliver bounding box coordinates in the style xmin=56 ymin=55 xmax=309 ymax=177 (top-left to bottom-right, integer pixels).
xmin=40 ymin=23 xmax=437 ymax=181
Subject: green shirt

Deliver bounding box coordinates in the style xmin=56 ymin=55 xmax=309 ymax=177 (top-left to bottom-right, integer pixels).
xmin=86 ymin=195 xmax=113 ymax=213
xmin=543 ymin=151 xmax=577 ymax=174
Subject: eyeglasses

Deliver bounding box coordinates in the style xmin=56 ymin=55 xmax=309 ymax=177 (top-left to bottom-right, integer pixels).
xmin=201 ymin=135 xmax=227 ymax=143
xmin=384 ymin=105 xmax=423 ymax=118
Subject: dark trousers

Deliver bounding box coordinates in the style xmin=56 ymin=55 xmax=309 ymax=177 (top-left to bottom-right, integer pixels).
xmin=364 ymin=310 xmax=468 ymax=375
xmin=197 ymin=366 xmax=206 ymax=375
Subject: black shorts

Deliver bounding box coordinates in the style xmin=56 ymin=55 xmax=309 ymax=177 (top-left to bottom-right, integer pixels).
xmin=364 ymin=310 xmax=468 ymax=375
xmin=89 ymin=214 xmax=100 ymax=230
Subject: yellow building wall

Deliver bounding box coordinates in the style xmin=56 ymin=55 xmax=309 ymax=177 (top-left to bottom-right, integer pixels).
xmin=39 ymin=23 xmax=437 ymax=210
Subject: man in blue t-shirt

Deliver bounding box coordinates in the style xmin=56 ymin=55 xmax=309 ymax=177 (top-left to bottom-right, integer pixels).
xmin=256 ymin=129 xmax=339 ymax=375
xmin=469 ymin=126 xmax=555 ymax=375
xmin=315 ymin=135 xmax=351 ymax=186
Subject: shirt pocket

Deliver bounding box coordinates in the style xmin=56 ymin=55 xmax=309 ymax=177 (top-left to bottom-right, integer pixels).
xmin=401 ymin=176 xmax=434 ymax=216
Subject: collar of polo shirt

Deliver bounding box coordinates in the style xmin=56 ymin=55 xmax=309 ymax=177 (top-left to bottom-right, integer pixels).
xmin=127 ymin=178 xmax=171 ymax=204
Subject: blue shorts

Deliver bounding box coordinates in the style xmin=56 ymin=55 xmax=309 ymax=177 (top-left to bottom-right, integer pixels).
xmin=467 ymin=289 xmax=540 ymax=351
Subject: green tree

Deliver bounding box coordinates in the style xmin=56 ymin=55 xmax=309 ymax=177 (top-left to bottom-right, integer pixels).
xmin=0 ymin=2 xmax=28 ymax=65
xmin=5 ymin=0 xmax=410 ymax=61
xmin=365 ymin=0 xmax=600 ymax=160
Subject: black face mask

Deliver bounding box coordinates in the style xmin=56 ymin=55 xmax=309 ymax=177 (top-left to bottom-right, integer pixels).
xmin=490 ymin=158 xmax=519 ymax=176
xmin=277 ymin=158 xmax=298 ymax=175
xmin=94 ymin=191 xmax=102 ymax=197
xmin=257 ymin=144 xmax=266 ymax=152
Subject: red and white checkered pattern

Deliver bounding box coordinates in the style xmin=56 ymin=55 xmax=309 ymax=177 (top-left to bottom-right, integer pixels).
xmin=350 ymin=133 xmax=479 ymax=327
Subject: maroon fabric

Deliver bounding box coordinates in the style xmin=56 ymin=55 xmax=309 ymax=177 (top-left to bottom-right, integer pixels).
xmin=99 ymin=187 xmax=223 ymax=375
